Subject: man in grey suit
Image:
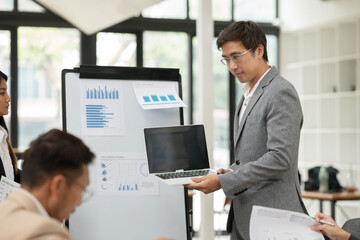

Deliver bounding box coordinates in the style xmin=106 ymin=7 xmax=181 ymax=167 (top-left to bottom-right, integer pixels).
xmin=185 ymin=21 xmax=307 ymax=240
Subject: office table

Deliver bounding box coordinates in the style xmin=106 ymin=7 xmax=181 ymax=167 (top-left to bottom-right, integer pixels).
xmin=302 ymin=190 xmax=360 ymax=220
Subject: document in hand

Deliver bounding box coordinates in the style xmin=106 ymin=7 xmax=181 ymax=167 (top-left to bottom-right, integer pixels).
xmin=0 ymin=176 xmax=20 ymax=202
xmin=250 ymin=205 xmax=325 ymax=240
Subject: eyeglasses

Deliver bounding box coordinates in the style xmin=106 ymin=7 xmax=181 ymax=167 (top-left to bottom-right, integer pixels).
xmin=220 ymin=48 xmax=252 ymax=66
xmin=72 ymin=181 xmax=94 ymax=203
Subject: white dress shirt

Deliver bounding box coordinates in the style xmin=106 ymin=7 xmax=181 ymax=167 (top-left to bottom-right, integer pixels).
xmin=0 ymin=125 xmax=14 ymax=180
xmin=239 ymin=67 xmax=271 ymax=124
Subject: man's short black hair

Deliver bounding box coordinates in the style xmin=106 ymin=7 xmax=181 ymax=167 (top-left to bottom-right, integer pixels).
xmin=22 ymin=129 xmax=95 ymax=188
xmin=0 ymin=71 xmax=8 ymax=81
xmin=216 ymin=21 xmax=268 ymax=62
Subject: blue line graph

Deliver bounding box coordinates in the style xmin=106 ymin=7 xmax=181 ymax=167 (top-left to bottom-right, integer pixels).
xmin=86 ymin=85 xmax=119 ymax=99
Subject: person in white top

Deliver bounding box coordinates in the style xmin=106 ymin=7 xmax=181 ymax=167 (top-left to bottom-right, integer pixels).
xmin=0 ymin=70 xmax=19 ymax=183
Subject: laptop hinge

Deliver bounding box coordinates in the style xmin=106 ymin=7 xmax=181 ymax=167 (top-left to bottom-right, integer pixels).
xmin=175 ymin=169 xmax=184 ymax=172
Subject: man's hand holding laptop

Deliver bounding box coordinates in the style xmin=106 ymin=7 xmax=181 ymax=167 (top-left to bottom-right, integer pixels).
xmin=184 ymin=168 xmax=231 ymax=194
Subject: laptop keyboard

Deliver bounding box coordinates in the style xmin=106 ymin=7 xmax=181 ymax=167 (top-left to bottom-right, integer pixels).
xmin=156 ymin=170 xmax=210 ymax=180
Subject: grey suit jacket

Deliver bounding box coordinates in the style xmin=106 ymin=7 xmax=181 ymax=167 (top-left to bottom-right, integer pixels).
xmin=219 ymin=67 xmax=307 ymax=240
xmin=0 ymin=189 xmax=71 ymax=240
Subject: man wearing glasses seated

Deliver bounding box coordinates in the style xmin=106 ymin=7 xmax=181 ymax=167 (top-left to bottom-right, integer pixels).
xmin=0 ymin=129 xmax=94 ymax=240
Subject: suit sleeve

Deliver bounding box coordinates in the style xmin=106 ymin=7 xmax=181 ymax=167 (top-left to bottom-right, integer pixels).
xmin=219 ymin=85 xmax=303 ymax=199
xmin=349 ymin=235 xmax=360 ymax=240
xmin=30 ymin=219 xmax=72 ymax=240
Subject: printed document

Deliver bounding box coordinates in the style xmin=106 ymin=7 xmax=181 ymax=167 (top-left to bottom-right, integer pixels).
xmin=0 ymin=176 xmax=20 ymax=202
xmin=133 ymin=81 xmax=186 ymax=110
xmin=96 ymin=152 xmax=159 ymax=196
xmin=250 ymin=205 xmax=325 ymax=240
xmin=80 ymin=79 xmax=124 ymax=136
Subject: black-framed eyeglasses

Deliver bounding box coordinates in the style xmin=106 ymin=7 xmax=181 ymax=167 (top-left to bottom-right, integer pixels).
xmin=220 ymin=48 xmax=252 ymax=66
xmin=72 ymin=181 xmax=94 ymax=203
xmin=62 ymin=173 xmax=94 ymax=203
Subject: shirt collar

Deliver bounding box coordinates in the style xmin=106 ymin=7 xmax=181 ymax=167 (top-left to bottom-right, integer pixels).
xmin=241 ymin=66 xmax=272 ymax=98
xmin=18 ymin=188 xmax=50 ymax=218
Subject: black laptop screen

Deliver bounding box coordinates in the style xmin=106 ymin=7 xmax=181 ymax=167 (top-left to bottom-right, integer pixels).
xmin=144 ymin=125 xmax=209 ymax=173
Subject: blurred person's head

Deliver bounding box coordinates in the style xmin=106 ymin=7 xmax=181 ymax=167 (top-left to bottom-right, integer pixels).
xmin=22 ymin=129 xmax=95 ymax=221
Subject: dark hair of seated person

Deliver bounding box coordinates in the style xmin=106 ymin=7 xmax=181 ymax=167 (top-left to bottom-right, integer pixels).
xmin=21 ymin=129 xmax=94 ymax=189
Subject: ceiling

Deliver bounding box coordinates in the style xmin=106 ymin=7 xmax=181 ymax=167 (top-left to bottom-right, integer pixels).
xmin=35 ymin=0 xmax=164 ymax=35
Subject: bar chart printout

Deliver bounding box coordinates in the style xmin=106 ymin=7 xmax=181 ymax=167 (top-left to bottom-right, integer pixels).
xmin=133 ymin=81 xmax=186 ymax=110
xmin=80 ymin=80 xmax=123 ymax=136
xmin=96 ymin=152 xmax=159 ymax=196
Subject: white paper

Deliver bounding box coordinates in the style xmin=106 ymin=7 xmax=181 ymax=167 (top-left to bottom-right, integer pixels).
xmin=250 ymin=205 xmax=325 ymax=240
xmin=133 ymin=81 xmax=186 ymax=110
xmin=96 ymin=152 xmax=159 ymax=196
xmin=80 ymin=79 xmax=124 ymax=136
xmin=0 ymin=176 xmax=20 ymax=202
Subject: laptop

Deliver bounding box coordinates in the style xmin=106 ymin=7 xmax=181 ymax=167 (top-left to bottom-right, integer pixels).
xmin=144 ymin=124 xmax=217 ymax=185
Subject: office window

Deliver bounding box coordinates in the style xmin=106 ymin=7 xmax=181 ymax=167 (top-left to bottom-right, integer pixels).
xmin=267 ymin=34 xmax=278 ymax=67
xmin=192 ymin=37 xmax=231 ymax=233
xmin=0 ymin=0 xmax=13 ymax=11
xmin=212 ymin=38 xmax=230 ymax=233
xmin=142 ymin=0 xmax=186 ymax=19
xmin=143 ymin=31 xmax=190 ymax=123
xmin=0 ymin=30 xmax=11 ymax=130
xmin=192 ymin=37 xmax=230 ymax=167
xmin=18 ymin=0 xmax=44 ymax=12
xmin=189 ymin=0 xmax=232 ymax=21
xmin=97 ymin=33 xmax=136 ymax=67
xmin=18 ymin=27 xmax=79 ymax=148
xmin=212 ymin=39 xmax=230 ymax=169
xmin=234 ymin=0 xmax=276 ymax=22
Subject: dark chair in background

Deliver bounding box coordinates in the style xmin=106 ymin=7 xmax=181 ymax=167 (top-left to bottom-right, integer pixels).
xmin=342 ymin=218 xmax=360 ymax=239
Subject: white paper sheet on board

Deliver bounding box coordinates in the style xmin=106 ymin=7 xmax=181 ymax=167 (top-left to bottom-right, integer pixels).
xmin=133 ymin=81 xmax=186 ymax=110
xmin=80 ymin=79 xmax=124 ymax=136
xmin=250 ymin=205 xmax=325 ymax=240
xmin=96 ymin=152 xmax=159 ymax=196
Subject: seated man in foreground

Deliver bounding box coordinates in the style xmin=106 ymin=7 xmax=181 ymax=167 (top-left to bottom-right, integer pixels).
xmin=0 ymin=129 xmax=94 ymax=240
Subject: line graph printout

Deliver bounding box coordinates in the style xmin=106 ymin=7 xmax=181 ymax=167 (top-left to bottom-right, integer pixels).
xmin=133 ymin=81 xmax=186 ymax=110
xmin=96 ymin=152 xmax=159 ymax=196
xmin=250 ymin=205 xmax=325 ymax=240
xmin=80 ymin=79 xmax=124 ymax=136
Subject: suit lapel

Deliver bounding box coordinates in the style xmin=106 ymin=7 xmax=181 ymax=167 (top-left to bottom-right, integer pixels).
xmin=233 ymin=96 xmax=244 ymax=143
xmin=234 ymin=67 xmax=278 ymax=148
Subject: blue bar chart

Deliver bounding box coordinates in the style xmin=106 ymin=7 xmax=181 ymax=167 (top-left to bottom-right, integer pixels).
xmin=118 ymin=183 xmax=139 ymax=191
xmin=80 ymin=80 xmax=123 ymax=136
xmin=86 ymin=105 xmax=114 ymax=129
xmin=86 ymin=86 xmax=119 ymax=100
xmin=142 ymin=94 xmax=177 ymax=104
xmin=133 ymin=81 xmax=186 ymax=110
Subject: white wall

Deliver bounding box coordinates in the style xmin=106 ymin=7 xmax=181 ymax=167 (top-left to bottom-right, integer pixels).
xmin=279 ymin=0 xmax=360 ymax=32
xmin=279 ymin=0 xmax=360 ymax=226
